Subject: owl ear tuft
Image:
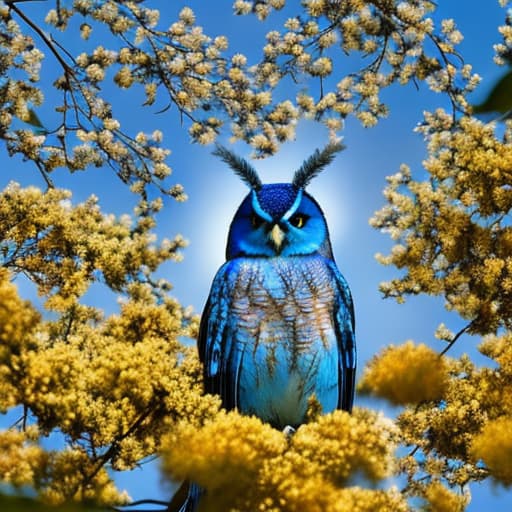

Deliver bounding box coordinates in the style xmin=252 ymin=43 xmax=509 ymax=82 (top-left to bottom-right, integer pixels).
xmin=292 ymin=141 xmax=345 ymax=189
xmin=213 ymin=144 xmax=262 ymax=190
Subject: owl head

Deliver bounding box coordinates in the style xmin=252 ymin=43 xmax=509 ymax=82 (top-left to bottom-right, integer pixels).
xmin=214 ymin=143 xmax=344 ymax=260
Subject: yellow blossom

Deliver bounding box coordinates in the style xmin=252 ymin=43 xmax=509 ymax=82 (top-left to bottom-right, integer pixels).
xmin=161 ymin=408 xmax=404 ymax=512
xmin=470 ymin=416 xmax=512 ymax=486
xmin=359 ymin=341 xmax=449 ymax=405
xmin=423 ymin=481 xmax=468 ymax=512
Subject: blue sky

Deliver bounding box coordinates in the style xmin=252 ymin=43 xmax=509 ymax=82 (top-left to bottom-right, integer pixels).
xmin=1 ymin=0 xmax=511 ymax=509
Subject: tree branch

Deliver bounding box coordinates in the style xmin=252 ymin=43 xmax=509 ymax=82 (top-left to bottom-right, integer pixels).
xmin=111 ymin=499 xmax=169 ymax=512
xmin=439 ymin=323 xmax=472 ymax=357
xmin=7 ymin=1 xmax=75 ymax=80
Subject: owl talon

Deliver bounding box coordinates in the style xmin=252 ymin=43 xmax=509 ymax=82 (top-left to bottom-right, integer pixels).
xmin=282 ymin=425 xmax=296 ymax=437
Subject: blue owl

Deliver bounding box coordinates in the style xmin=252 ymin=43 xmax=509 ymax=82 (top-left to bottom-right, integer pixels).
xmin=175 ymin=142 xmax=356 ymax=511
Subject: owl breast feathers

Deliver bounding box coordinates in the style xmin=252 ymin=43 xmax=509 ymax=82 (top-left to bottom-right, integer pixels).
xmin=200 ymin=253 xmax=355 ymax=429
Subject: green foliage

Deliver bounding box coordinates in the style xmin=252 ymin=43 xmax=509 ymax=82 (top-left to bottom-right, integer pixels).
xmin=473 ymin=68 xmax=512 ymax=115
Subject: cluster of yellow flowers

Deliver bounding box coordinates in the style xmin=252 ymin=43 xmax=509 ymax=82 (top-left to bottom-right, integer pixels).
xmin=494 ymin=0 xmax=512 ymax=64
xmin=371 ymin=112 xmax=512 ymax=334
xmin=0 ymin=182 xmax=188 ymax=307
xmin=0 ymin=184 xmax=220 ymax=504
xmin=0 ymin=427 xmax=49 ymax=493
xmin=234 ymin=0 xmax=474 ymax=134
xmin=0 ymin=1 xmax=184 ymax=199
xmin=358 ymin=341 xmax=450 ymax=405
xmin=162 ymin=408 xmax=407 ymax=512
xmin=1 ymin=0 xmax=473 ymax=166
xmin=351 ymin=333 xmax=512 ymax=505
xmin=362 ymin=3 xmax=512 ymax=502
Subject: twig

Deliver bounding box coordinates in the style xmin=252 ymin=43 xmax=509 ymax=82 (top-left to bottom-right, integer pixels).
xmin=408 ymin=444 xmax=420 ymax=457
xmin=111 ymin=499 xmax=169 ymax=512
xmin=73 ymin=400 xmax=165 ymax=500
xmin=439 ymin=323 xmax=472 ymax=357
xmin=8 ymin=1 xmax=74 ymax=79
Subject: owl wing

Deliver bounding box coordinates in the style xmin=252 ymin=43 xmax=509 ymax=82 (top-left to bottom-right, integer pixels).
xmin=328 ymin=261 xmax=357 ymax=412
xmin=197 ymin=261 xmax=241 ymax=410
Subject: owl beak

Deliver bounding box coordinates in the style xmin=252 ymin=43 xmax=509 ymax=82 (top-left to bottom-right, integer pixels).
xmin=269 ymin=223 xmax=285 ymax=250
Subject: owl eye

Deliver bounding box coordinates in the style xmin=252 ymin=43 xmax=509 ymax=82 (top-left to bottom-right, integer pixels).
xmin=289 ymin=213 xmax=309 ymax=229
xmin=251 ymin=213 xmax=265 ymax=229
